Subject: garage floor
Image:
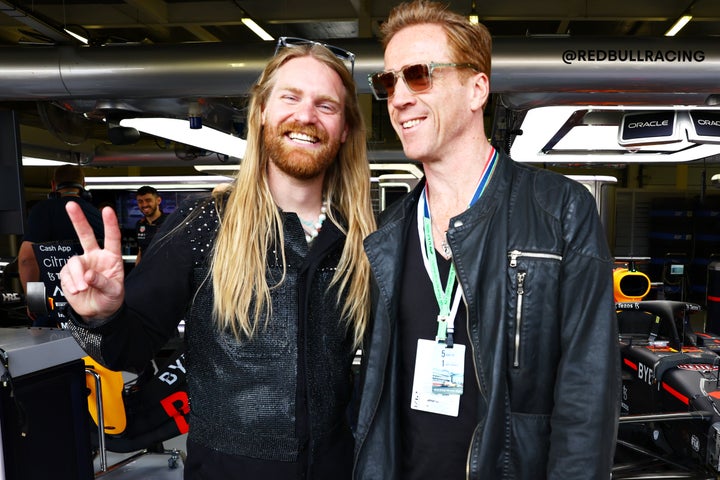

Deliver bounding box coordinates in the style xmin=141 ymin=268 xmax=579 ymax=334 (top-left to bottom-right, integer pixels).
xmin=94 ymin=434 xmax=187 ymax=479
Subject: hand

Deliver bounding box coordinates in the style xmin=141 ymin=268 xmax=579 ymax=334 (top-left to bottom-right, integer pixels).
xmin=60 ymin=202 xmax=125 ymax=319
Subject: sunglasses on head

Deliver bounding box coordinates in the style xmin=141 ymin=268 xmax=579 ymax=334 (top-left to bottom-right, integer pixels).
xmin=368 ymin=62 xmax=478 ymax=100
xmin=274 ymin=36 xmax=356 ymax=75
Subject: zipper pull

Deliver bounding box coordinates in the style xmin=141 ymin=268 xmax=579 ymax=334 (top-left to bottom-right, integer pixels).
xmin=508 ymin=250 xmax=522 ymax=268
xmin=517 ymin=272 xmax=526 ymax=295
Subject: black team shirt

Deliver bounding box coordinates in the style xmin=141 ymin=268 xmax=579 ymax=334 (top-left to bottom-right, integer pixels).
xmin=135 ymin=212 xmax=168 ymax=253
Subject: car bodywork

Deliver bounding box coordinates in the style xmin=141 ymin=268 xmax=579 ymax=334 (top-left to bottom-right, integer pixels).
xmin=615 ymin=295 xmax=720 ymax=479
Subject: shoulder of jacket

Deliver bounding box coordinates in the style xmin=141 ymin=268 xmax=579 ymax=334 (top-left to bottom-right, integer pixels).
xmin=377 ymin=179 xmax=424 ymax=227
xmin=506 ymin=160 xmax=595 ymax=221
xmin=513 ymin=162 xmax=589 ymax=198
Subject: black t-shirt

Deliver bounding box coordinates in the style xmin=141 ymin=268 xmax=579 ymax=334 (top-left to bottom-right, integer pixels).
xmin=24 ymin=196 xmax=104 ymax=327
xmin=23 ymin=196 xmax=103 ymax=244
xmin=135 ymin=212 xmax=168 ymax=252
xmin=398 ymin=212 xmax=479 ymax=479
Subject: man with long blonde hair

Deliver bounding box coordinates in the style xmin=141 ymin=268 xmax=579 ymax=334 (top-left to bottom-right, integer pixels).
xmin=59 ymin=38 xmax=375 ymax=479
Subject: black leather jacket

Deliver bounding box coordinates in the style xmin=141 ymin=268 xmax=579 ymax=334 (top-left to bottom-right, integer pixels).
xmin=354 ymin=154 xmax=620 ymax=480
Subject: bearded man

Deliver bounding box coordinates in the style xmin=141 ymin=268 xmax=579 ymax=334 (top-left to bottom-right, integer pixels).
xmin=59 ymin=39 xmax=375 ymax=480
xmin=134 ymin=185 xmax=167 ymax=264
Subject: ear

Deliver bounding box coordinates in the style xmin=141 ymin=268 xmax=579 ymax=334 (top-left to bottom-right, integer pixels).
xmin=341 ymin=123 xmax=349 ymax=144
xmin=261 ymin=108 xmax=267 ymax=126
xmin=469 ymin=72 xmax=490 ymax=113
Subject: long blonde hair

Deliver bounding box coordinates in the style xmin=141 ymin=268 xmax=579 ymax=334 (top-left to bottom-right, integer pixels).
xmin=210 ymin=43 xmax=375 ymax=347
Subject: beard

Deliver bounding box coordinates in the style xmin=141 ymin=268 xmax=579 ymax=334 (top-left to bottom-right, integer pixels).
xmin=142 ymin=204 xmax=158 ymax=217
xmin=263 ymin=120 xmax=342 ymax=180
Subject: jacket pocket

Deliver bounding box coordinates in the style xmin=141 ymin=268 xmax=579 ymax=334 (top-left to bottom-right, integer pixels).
xmin=509 ymin=412 xmax=551 ymax=479
xmin=507 ymin=250 xmax=562 ymax=369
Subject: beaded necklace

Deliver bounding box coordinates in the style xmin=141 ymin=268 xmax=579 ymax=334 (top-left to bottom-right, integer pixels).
xmin=299 ymin=199 xmax=328 ymax=243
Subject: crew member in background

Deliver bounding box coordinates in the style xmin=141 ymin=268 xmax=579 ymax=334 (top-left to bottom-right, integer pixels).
xmin=17 ymin=164 xmax=104 ymax=326
xmin=134 ymin=185 xmax=167 ymax=264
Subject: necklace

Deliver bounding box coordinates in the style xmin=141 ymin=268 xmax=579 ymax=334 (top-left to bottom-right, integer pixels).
xmin=299 ymin=200 xmax=328 ymax=243
xmin=431 ymin=220 xmax=452 ymax=259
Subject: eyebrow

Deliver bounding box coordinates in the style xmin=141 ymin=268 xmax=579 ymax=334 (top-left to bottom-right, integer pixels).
xmin=278 ymin=86 xmax=343 ymax=108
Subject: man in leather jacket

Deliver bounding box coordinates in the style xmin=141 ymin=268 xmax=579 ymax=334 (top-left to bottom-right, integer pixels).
xmin=355 ymin=2 xmax=620 ymax=479
xmin=60 ymin=39 xmax=376 ymax=479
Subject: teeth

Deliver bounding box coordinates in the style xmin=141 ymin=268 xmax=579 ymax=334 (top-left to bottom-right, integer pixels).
xmin=402 ymin=119 xmax=421 ymax=129
xmin=288 ymin=132 xmax=317 ymax=143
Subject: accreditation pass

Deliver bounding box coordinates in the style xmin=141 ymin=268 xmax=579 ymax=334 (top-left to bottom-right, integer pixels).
xmin=410 ymin=339 xmax=466 ymax=417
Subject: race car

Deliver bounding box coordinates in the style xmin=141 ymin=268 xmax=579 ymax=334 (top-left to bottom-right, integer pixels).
xmin=613 ymin=265 xmax=720 ymax=478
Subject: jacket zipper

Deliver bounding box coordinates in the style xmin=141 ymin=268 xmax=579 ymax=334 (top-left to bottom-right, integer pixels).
xmin=465 ymin=292 xmax=481 ymax=479
xmin=507 ymin=249 xmax=562 ymax=268
xmin=466 ymin=422 xmax=482 ymax=480
xmin=507 ymin=250 xmax=562 ymax=369
xmin=513 ymin=271 xmax=526 ymax=368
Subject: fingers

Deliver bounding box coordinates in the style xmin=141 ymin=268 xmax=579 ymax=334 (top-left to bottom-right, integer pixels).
xmin=61 ymin=254 xmax=89 ymax=293
xmin=65 ymin=201 xmax=99 ymax=253
xmin=100 ymin=206 xmax=122 ymax=256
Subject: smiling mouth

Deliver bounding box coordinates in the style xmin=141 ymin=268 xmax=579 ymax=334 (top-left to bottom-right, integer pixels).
xmin=288 ymin=132 xmax=319 ymax=144
xmin=401 ymin=118 xmax=422 ymax=129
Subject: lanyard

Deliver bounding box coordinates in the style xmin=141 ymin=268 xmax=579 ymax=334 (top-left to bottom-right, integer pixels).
xmin=417 ymin=147 xmax=498 ymax=346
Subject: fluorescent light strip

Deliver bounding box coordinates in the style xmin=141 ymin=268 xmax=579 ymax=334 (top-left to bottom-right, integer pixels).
xmin=119 ymin=117 xmax=247 ymax=159
xmin=665 ymin=14 xmax=692 ymax=37
xmin=85 ymin=175 xmax=233 ymax=190
xmin=64 ymin=27 xmax=89 ymax=44
xmin=194 ymin=164 xmax=244 ymax=172
xmin=21 ymin=156 xmax=73 ymax=166
xmin=241 ymin=18 xmax=274 ymax=41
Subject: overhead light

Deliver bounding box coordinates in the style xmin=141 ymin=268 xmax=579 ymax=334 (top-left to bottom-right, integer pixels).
xmin=195 ymin=162 xmax=426 ymax=179
xmin=21 ymin=156 xmax=73 ymax=167
xmin=665 ymin=14 xmax=692 ymax=36
xmin=84 ymin=175 xmax=233 ymax=191
xmin=63 ymin=27 xmax=89 ymax=44
xmin=710 ymin=174 xmax=720 ymax=187
xmin=119 ymin=117 xmax=247 ymax=159
xmin=468 ymin=1 xmax=479 ymax=24
xmin=241 ymin=18 xmax=274 ymax=41
xmin=194 ymin=164 xmax=244 ymax=173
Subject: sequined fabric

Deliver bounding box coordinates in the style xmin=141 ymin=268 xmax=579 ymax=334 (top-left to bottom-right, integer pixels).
xmin=66 ymin=195 xmax=355 ymax=462
xmin=181 ymin=198 xmax=354 ymax=460
xmin=163 ymin=197 xmax=354 ymax=461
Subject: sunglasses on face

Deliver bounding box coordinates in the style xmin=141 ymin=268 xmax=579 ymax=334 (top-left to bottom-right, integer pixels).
xmin=368 ymin=62 xmax=478 ymax=100
xmin=274 ymin=36 xmax=356 ymax=76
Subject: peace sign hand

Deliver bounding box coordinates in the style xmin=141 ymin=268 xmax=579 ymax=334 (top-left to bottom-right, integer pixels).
xmin=60 ymin=202 xmax=126 ymax=320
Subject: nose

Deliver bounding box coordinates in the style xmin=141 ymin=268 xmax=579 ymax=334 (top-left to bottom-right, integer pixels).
xmin=293 ymin=99 xmax=318 ymax=124
xmin=389 ymin=75 xmax=415 ymax=108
